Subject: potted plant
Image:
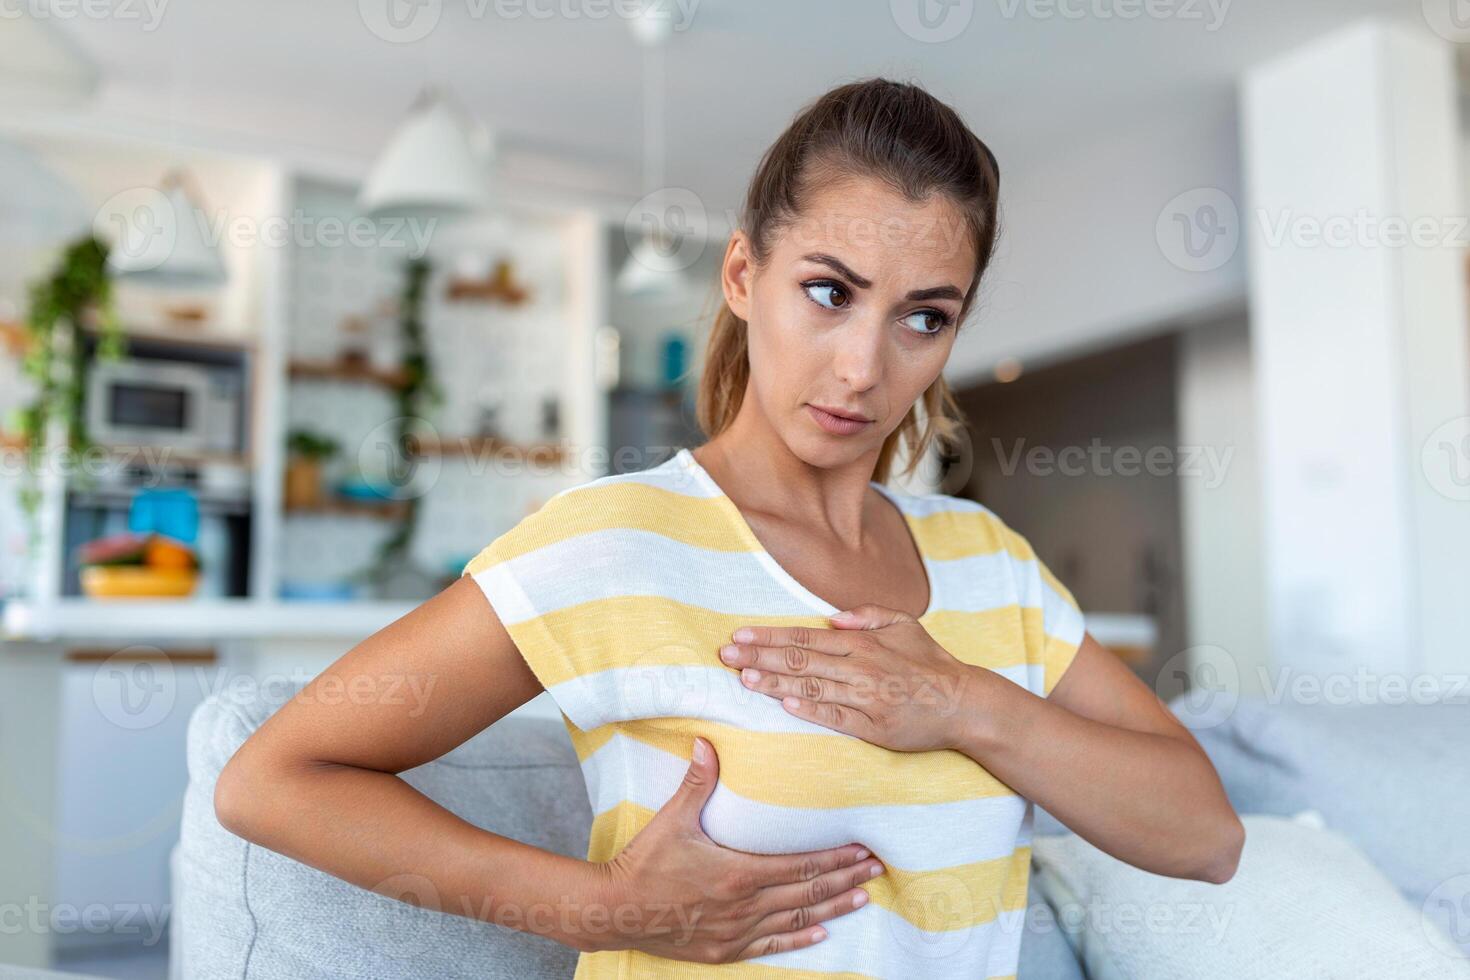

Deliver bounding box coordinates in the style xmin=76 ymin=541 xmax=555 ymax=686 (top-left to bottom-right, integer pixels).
xmin=284 ymin=429 xmax=340 ymax=509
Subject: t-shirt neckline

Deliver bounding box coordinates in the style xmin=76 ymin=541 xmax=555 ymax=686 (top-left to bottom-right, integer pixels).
xmin=675 ymin=447 xmax=936 ymax=620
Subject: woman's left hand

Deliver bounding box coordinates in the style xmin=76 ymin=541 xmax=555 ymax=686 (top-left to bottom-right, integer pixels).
xmin=718 ymin=604 xmax=981 ymax=753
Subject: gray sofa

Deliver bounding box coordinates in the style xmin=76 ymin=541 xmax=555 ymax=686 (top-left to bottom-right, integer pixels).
xmin=172 ymin=679 xmax=1469 ymax=978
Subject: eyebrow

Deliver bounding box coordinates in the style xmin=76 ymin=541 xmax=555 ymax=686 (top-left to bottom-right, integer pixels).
xmin=801 ymin=253 xmax=964 ymax=303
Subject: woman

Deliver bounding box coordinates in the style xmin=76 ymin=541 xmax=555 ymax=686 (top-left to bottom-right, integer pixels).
xmin=216 ymin=78 xmax=1243 ymax=978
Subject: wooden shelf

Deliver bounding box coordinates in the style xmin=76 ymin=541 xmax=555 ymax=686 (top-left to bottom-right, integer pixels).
xmin=284 ymin=496 xmax=410 ymax=520
xmin=288 ymin=359 xmax=409 ymax=389
xmin=406 ymin=434 xmax=565 ymax=464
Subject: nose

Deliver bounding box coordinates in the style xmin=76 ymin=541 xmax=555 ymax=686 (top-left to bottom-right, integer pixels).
xmin=832 ymin=316 xmax=885 ymax=393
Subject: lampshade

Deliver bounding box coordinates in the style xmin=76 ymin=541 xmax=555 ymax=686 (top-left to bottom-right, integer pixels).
xmin=358 ymin=89 xmax=492 ymax=220
xmin=616 ymin=229 xmax=691 ymax=297
xmin=103 ymin=174 xmax=228 ymax=288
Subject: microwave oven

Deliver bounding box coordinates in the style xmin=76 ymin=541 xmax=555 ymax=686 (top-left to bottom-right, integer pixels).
xmin=86 ymin=357 xmax=245 ymax=454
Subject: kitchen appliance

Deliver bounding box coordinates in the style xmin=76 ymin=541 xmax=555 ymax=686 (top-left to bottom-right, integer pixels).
xmin=85 ymin=341 xmax=247 ymax=455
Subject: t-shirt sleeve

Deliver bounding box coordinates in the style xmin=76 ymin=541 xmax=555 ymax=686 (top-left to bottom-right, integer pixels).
xmin=459 ymin=495 xmax=605 ymax=730
xmin=992 ymin=516 xmax=1087 ymax=697
xmin=1032 ymin=555 xmax=1087 ymax=697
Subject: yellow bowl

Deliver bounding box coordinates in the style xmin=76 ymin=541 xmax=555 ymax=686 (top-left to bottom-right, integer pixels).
xmin=80 ymin=566 xmax=199 ymax=599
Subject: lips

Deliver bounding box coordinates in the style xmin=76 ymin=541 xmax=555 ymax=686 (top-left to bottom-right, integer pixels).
xmin=806 ymin=404 xmax=874 ymax=435
xmin=809 ymin=404 xmax=872 ymax=423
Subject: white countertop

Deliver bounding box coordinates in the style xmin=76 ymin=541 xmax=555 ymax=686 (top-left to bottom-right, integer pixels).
xmin=4 ymin=597 xmax=1157 ymax=649
xmin=2 ymin=598 xmax=417 ymax=642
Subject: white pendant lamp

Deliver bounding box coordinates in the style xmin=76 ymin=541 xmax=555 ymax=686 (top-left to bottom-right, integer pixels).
xmin=358 ymin=87 xmax=492 ymax=220
xmin=617 ymin=6 xmax=690 ymax=297
xmin=104 ymin=169 xmax=228 ymax=288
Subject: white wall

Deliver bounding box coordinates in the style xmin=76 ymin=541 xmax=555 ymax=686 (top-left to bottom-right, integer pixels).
xmin=1241 ymin=21 xmax=1470 ymax=678
xmin=1176 ymin=314 xmax=1268 ymax=695
xmin=949 ymin=98 xmax=1248 ymax=386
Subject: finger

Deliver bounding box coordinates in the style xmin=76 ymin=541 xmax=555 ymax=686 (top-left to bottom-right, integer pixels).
xmin=729 ymin=623 xmax=856 ymax=657
xmin=754 ymin=856 xmax=885 ymax=921
xmin=664 ymin=737 xmax=719 ymax=828
xmin=719 ymin=642 xmax=852 ymax=680
xmin=731 ymin=922 xmax=831 ymax=962
xmin=736 ymin=880 xmax=876 ymax=960
xmin=738 ymin=667 xmax=867 ymax=710
xmin=741 ymin=842 xmax=873 ymax=887
xmin=830 ymin=603 xmax=915 ymax=629
xmin=781 ymin=696 xmax=873 ymax=738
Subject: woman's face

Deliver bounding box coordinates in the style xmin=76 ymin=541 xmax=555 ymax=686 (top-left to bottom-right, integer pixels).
xmin=722 ymin=175 xmax=977 ymax=470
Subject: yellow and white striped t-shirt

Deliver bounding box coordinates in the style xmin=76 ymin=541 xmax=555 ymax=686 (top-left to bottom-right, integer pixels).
xmin=461 ymin=447 xmax=1086 ymax=980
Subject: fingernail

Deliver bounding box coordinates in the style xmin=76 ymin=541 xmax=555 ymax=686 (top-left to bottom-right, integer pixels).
xmin=852 ymin=890 xmax=868 ymax=908
xmin=733 ymin=627 xmax=755 ymax=643
xmin=854 ymin=848 xmax=870 ymax=861
xmin=693 ymin=738 xmax=708 ymax=763
xmin=719 ymin=645 xmax=737 ymax=663
xmin=870 ymin=863 xmax=883 ymax=878
xmin=741 ymin=668 xmax=761 ymax=684
xmin=811 ymin=927 xmax=827 ymax=942
xmin=831 ymin=610 xmax=858 ymax=622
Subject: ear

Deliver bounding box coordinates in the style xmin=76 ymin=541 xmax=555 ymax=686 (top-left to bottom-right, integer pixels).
xmin=721 ymin=230 xmax=753 ymax=321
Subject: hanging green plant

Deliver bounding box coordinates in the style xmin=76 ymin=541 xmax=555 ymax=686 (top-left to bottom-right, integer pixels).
xmin=12 ymin=234 xmax=125 ymax=551
xmin=355 ymin=255 xmax=443 ymax=591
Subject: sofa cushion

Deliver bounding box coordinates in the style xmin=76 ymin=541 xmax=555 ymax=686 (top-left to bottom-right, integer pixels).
xmin=1167 ymin=692 xmax=1470 ymax=956
xmin=178 ymin=679 xmax=591 ymax=979
xmin=1032 ymin=811 xmax=1470 ymax=980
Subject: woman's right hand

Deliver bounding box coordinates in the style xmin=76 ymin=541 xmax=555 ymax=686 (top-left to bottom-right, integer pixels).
xmin=585 ymin=737 xmax=884 ymax=964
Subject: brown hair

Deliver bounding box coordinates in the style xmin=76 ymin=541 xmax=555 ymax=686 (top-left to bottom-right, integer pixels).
xmin=694 ymin=77 xmax=1001 ymax=484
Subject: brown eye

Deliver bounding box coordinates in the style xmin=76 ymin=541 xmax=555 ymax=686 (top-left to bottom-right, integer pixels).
xmin=803 ymin=281 xmax=849 ymax=310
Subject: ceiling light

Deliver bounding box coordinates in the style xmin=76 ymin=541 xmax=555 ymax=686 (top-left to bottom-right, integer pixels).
xmin=103 ymin=170 xmax=228 ymax=288
xmin=358 ymin=87 xmax=492 ymax=221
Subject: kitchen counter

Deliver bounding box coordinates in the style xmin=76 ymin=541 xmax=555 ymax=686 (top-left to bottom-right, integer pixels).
xmin=2 ymin=598 xmax=418 ymax=642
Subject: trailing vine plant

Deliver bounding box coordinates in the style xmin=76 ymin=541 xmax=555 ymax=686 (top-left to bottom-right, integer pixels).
xmin=356 ymin=255 xmax=443 ymax=590
xmin=14 ymin=235 xmax=125 ymax=553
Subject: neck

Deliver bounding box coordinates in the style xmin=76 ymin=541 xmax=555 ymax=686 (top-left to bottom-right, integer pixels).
xmin=693 ymin=385 xmax=882 ymax=547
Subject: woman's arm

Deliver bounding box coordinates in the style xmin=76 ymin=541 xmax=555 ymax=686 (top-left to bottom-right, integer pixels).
xmin=718 ymin=607 xmax=1244 ymax=884
xmin=955 ymin=631 xmax=1245 ymax=884
xmin=214 ymin=576 xmax=885 ymax=963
